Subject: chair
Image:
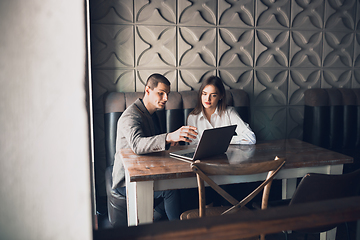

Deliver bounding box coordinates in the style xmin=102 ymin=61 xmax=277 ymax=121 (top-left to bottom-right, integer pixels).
xmin=180 ymin=157 xmax=286 ymax=239
xmin=180 ymin=156 xmax=285 ymax=219
xmin=254 ymin=168 xmax=360 ymax=240
xmin=287 ymin=168 xmax=360 ymax=239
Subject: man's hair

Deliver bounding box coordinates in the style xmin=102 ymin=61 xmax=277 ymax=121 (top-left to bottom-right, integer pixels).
xmin=145 ymin=73 xmax=171 ymax=90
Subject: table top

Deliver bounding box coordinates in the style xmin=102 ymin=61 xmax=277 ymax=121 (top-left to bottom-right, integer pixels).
xmin=120 ymin=139 xmax=353 ymax=182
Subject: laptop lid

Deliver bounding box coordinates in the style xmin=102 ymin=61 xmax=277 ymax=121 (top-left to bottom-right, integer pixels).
xmin=169 ymin=125 xmax=237 ymax=161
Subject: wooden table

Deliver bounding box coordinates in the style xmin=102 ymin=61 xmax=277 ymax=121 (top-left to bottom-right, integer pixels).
xmin=121 ymin=139 xmax=353 ymax=234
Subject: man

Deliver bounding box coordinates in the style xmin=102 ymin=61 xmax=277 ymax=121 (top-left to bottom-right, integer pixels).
xmin=112 ymin=73 xmax=197 ymax=221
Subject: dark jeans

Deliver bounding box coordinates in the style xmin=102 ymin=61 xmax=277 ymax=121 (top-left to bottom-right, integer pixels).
xmin=116 ymin=187 xmax=180 ymax=220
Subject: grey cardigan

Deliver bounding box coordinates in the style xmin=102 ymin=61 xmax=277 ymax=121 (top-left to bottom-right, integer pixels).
xmin=112 ymin=99 xmax=169 ymax=189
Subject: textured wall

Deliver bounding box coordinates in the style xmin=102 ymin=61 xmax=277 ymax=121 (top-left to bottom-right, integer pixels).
xmin=90 ymin=0 xmax=360 ymax=195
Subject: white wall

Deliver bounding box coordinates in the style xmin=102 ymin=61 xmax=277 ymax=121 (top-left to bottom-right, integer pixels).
xmin=0 ymin=1 xmax=93 ymax=240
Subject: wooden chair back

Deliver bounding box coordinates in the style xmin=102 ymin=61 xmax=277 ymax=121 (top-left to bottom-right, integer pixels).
xmin=181 ymin=157 xmax=286 ymax=219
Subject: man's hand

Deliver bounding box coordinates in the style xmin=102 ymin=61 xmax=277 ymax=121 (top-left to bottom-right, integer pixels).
xmin=166 ymin=126 xmax=198 ymax=144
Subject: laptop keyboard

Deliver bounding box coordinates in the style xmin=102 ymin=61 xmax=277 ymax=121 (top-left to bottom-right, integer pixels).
xmin=182 ymin=152 xmax=195 ymax=158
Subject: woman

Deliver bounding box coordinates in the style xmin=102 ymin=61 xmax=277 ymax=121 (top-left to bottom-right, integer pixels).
xmin=187 ymin=76 xmax=256 ymax=145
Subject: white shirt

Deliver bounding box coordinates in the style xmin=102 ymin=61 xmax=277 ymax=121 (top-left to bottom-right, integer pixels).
xmin=187 ymin=106 xmax=256 ymax=145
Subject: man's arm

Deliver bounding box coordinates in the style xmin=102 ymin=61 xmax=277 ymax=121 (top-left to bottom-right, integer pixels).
xmin=166 ymin=126 xmax=198 ymax=144
xmin=119 ymin=110 xmax=168 ymax=155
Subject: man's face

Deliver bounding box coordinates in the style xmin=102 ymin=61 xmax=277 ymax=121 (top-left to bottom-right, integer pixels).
xmin=145 ymin=82 xmax=170 ymax=114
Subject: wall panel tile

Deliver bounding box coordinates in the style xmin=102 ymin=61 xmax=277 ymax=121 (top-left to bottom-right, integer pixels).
xmin=92 ymin=69 xmax=135 ymax=95
xmin=290 ymin=31 xmax=322 ymax=67
xmin=354 ymin=69 xmax=360 ymax=88
xmin=90 ymin=0 xmax=134 ymax=24
xmin=178 ymin=0 xmax=217 ymax=26
xmin=178 ymin=69 xmax=216 ymax=91
xmin=178 ymin=27 xmax=217 ymax=67
xmin=91 ymin=25 xmax=134 ymax=68
xmin=291 ymin=0 xmax=324 ymax=30
xmin=289 ymin=69 xmax=321 ymax=105
xmin=218 ymin=0 xmax=255 ymax=27
xmin=287 ymin=106 xmax=304 ymax=140
xmin=218 ymin=68 xmax=254 ymax=93
xmin=135 ymin=0 xmax=177 ymax=24
xmin=322 ymin=69 xmax=352 ymax=88
xmin=254 ymin=69 xmax=288 ymax=106
xmin=218 ymin=28 xmax=254 ymax=67
xmin=323 ymin=31 xmax=354 ymax=68
xmin=137 ymin=69 xmax=178 ymax=92
xmin=354 ymin=32 xmax=360 ymax=67
xmin=135 ymin=26 xmax=177 ymax=68
xmin=256 ymin=0 xmax=290 ymax=28
xmin=325 ymin=0 xmax=356 ymax=30
xmin=255 ymin=29 xmax=290 ymax=67
xmin=253 ymin=107 xmax=287 ymax=141
xmin=358 ymin=1 xmax=360 ymax=30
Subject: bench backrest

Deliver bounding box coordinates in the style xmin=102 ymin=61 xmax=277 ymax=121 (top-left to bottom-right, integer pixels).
xmin=303 ymin=88 xmax=360 ymax=150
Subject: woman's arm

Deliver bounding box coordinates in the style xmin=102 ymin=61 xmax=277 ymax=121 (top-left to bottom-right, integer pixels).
xmin=228 ymin=107 xmax=256 ymax=144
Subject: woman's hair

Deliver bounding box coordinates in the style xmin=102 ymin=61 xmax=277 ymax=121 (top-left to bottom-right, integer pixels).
xmin=189 ymin=76 xmax=227 ymax=116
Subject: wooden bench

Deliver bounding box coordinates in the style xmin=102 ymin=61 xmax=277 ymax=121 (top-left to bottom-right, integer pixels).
xmin=94 ymin=196 xmax=360 ymax=240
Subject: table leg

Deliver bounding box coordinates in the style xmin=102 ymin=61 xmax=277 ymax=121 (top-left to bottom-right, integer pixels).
xmin=126 ymin=178 xmax=154 ymax=226
xmin=320 ymin=228 xmax=336 ymax=240
xmin=282 ymin=178 xmax=297 ymax=199
xmin=282 ymin=178 xmax=297 ymax=235
xmin=323 ymin=165 xmax=343 ymax=240
xmin=327 ymin=164 xmax=343 ymax=174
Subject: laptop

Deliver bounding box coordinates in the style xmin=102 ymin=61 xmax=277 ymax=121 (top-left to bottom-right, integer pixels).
xmin=169 ymin=125 xmax=237 ymax=161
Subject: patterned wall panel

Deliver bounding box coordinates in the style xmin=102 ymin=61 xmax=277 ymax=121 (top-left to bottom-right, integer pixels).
xmin=255 ymin=29 xmax=290 ymax=68
xmin=219 ymin=28 xmax=254 ymax=67
xmin=291 ymin=0 xmax=324 ymax=30
xmin=179 ymin=0 xmax=217 ymax=26
xmin=325 ymin=0 xmax=356 ymax=30
xmin=218 ymin=68 xmax=254 ymax=92
xmin=290 ymin=31 xmax=322 ymax=67
xmin=91 ymin=0 xmax=134 ymax=24
xmin=355 ymin=69 xmax=360 ymax=87
xmin=178 ymin=27 xmax=217 ymax=68
xmin=135 ymin=0 xmax=177 ymax=24
xmin=135 ymin=25 xmax=177 ymax=68
xmin=254 ymin=69 xmax=288 ymax=106
xmin=256 ymin=0 xmax=290 ymax=28
xmin=289 ymin=69 xmax=321 ymax=105
xmin=253 ymin=107 xmax=287 ymax=140
xmin=218 ymin=0 xmax=255 ymax=27
xmin=323 ymin=32 xmax=354 ymax=68
xmin=91 ymin=25 xmax=134 ymax=68
xmin=90 ymin=0 xmax=360 ymax=195
xmin=287 ymin=106 xmax=304 ymax=140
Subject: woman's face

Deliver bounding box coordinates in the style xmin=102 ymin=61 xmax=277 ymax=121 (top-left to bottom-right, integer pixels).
xmin=201 ymin=84 xmax=221 ymax=111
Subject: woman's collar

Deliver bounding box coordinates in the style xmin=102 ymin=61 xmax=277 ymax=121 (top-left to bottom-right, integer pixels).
xmin=199 ymin=107 xmax=219 ymax=119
